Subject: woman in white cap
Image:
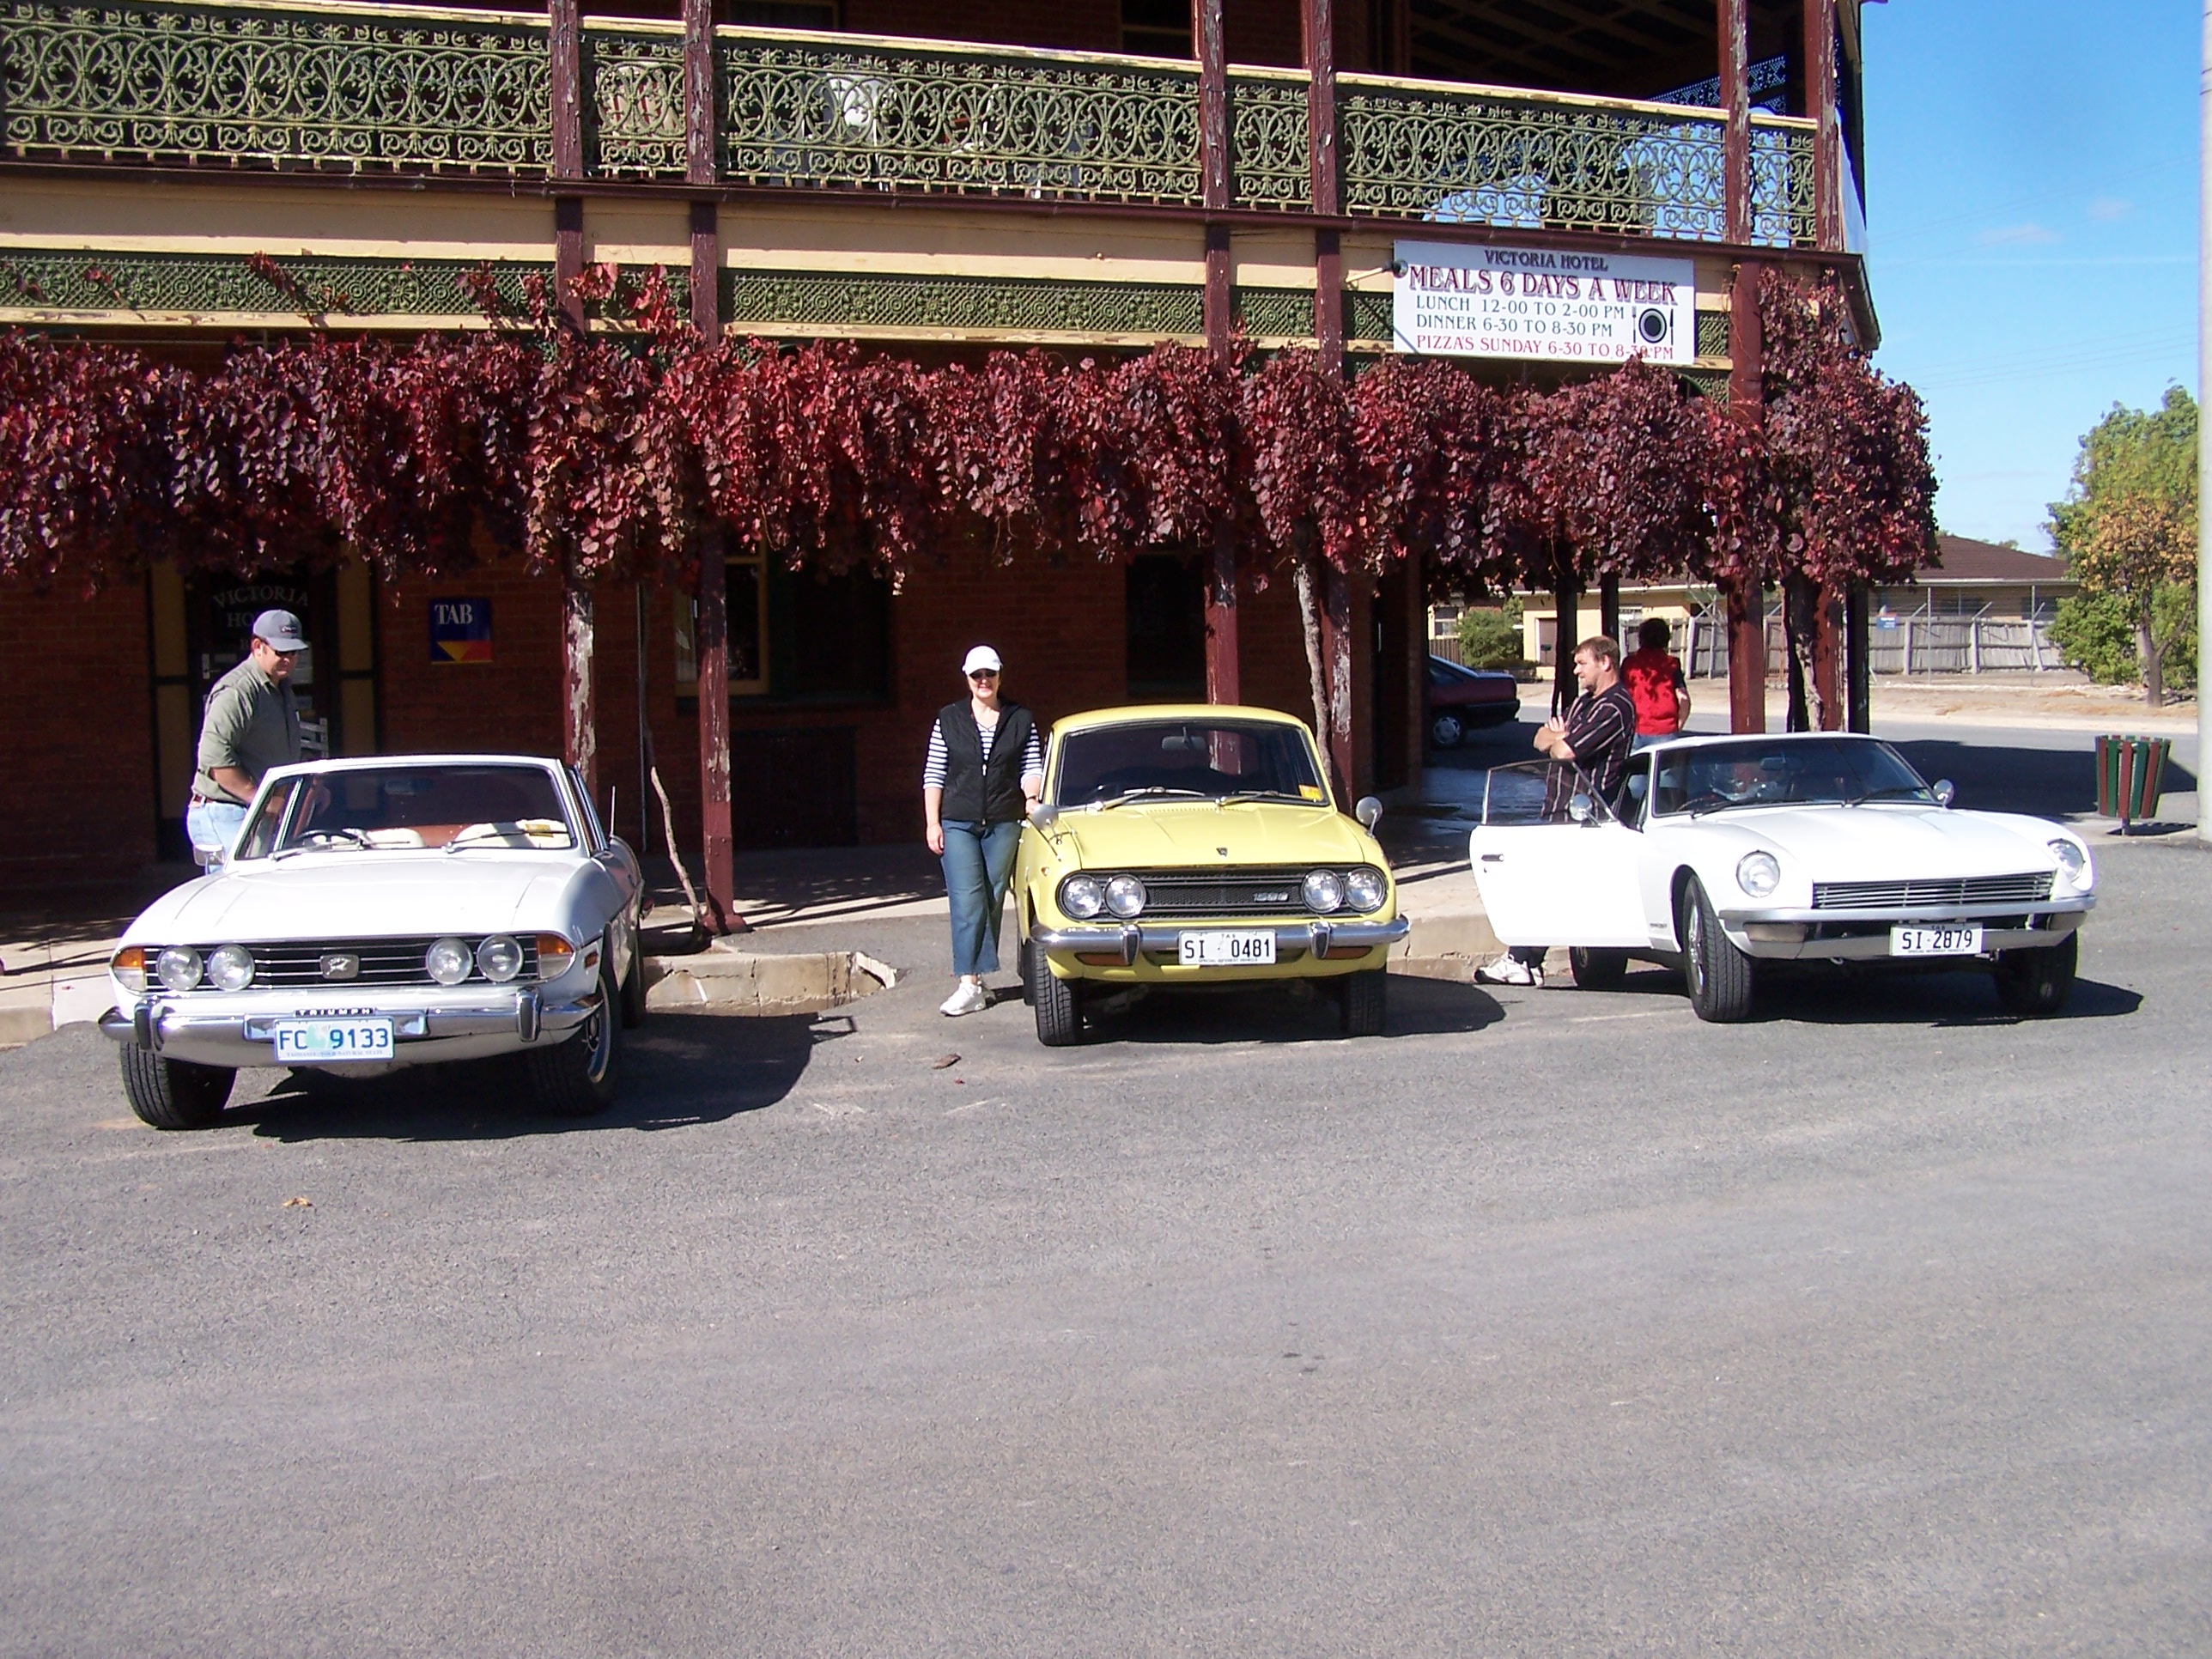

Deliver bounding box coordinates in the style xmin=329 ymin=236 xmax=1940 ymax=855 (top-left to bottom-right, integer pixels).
xmin=921 ymin=646 xmax=1044 ymax=1016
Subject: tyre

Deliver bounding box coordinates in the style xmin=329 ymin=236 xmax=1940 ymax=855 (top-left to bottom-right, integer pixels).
xmin=1569 ymin=946 xmax=1629 ymax=991
xmin=1679 ymin=877 xmax=1755 ymax=1023
xmin=1031 ymin=939 xmax=1085 ymax=1047
xmin=118 ymin=1042 xmax=234 ymax=1130
xmin=1339 ymin=968 xmax=1388 ymax=1036
xmin=617 ymin=931 xmax=648 ymax=1029
xmin=1430 ymin=710 xmax=1465 ymax=750
xmin=1018 ymin=928 xmax=1036 ymax=1006
xmin=1993 ymin=930 xmax=2077 ymax=1018
xmin=526 ymin=963 xmax=620 ymax=1115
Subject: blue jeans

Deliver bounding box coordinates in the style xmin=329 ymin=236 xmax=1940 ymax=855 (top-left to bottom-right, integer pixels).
xmin=185 ymin=799 xmax=248 ymax=862
xmin=941 ymin=819 xmax=1021 ymax=977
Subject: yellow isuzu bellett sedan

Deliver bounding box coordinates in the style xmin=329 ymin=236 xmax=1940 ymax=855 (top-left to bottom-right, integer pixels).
xmin=1013 ymin=705 xmax=1408 ymax=1045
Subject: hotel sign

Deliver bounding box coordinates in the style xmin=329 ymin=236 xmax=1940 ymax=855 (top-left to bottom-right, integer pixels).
xmin=1392 ymin=241 xmax=1697 ymax=367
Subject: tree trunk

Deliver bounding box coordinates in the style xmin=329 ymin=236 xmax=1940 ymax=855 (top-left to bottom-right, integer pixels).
xmin=1323 ymin=564 xmax=1354 ymax=801
xmin=1292 ymin=534 xmax=1332 ymax=756
xmin=2139 ymin=606 xmax=2165 ymax=708
xmin=562 ymin=575 xmax=596 ymax=800
xmin=1783 ymin=573 xmax=1815 ymax=732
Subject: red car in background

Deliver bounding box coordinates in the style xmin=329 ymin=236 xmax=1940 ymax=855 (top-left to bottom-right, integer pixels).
xmin=1426 ymin=655 xmax=1522 ymax=748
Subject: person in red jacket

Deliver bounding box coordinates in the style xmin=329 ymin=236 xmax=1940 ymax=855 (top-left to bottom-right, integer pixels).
xmin=1620 ymin=617 xmax=1691 ymax=749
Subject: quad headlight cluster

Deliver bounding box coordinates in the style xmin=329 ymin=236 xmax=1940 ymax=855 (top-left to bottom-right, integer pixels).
xmin=1058 ymin=866 xmax=1387 ymax=921
xmin=113 ymin=933 xmax=564 ymax=993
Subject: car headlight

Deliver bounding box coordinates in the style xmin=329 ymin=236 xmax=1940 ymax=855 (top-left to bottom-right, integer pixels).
xmin=156 ymin=945 xmax=203 ymax=993
xmin=1344 ymin=866 xmax=1386 ymax=913
xmin=112 ymin=946 xmax=146 ymax=994
xmin=476 ymin=934 xmax=525 ymax=983
xmin=2048 ymin=838 xmax=2088 ymax=887
xmin=1735 ymin=851 xmax=1781 ymax=898
xmin=1104 ymin=874 xmax=1147 ymax=919
xmin=424 ymin=936 xmax=473 ymax=986
xmin=206 ymin=944 xmax=255 ymax=993
xmin=1303 ymin=869 xmax=1346 ymax=914
xmin=1060 ymin=874 xmax=1105 ymax=920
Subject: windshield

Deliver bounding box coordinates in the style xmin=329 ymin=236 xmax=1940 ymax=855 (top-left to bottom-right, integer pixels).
xmin=1052 ymin=720 xmax=1328 ymax=807
xmin=1651 ymin=738 xmax=1933 ymax=817
xmin=239 ymin=764 xmax=577 ymax=857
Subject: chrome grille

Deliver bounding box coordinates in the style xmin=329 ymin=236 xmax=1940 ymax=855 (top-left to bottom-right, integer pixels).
xmin=1127 ymin=867 xmax=1339 ymax=918
xmin=209 ymin=936 xmax=541 ymax=988
xmin=1811 ymin=872 xmax=2053 ymax=910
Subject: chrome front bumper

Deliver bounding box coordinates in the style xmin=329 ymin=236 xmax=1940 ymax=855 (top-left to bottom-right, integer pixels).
xmin=99 ymin=985 xmax=601 ymax=1070
xmin=1714 ymin=896 xmax=2092 ymax=961
xmin=1030 ymin=915 xmax=1409 ymax=965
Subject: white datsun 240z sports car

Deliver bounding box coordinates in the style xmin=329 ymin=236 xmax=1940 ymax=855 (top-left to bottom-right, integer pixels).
xmin=100 ymin=754 xmax=645 ymax=1127
xmin=1469 ymin=732 xmax=2095 ymax=1022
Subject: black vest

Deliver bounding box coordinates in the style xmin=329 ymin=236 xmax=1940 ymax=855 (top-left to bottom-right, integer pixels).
xmin=936 ymin=701 xmax=1035 ymax=825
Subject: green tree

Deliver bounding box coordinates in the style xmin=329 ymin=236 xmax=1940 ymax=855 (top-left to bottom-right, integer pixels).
xmin=1456 ymin=596 xmax=1525 ymax=669
xmin=2046 ymin=386 xmax=2198 ymax=707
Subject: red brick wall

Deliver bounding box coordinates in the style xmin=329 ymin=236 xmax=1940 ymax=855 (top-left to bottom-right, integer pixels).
xmin=0 ymin=581 xmax=157 ymax=883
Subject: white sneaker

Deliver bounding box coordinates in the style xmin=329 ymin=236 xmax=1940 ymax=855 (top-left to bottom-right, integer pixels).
xmin=939 ymin=981 xmax=988 ymax=1017
xmin=1476 ymin=952 xmax=1543 ymax=988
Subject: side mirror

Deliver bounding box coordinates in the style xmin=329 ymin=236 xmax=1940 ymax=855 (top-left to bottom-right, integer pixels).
xmin=1028 ymin=804 xmax=1059 ymax=829
xmin=1354 ymin=796 xmax=1383 ymax=830
xmin=1932 ymin=779 xmax=1956 ymax=809
xmin=1568 ymin=793 xmax=1594 ymax=824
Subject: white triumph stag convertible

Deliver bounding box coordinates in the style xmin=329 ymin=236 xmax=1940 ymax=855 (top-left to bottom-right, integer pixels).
xmin=1470 ymin=732 xmax=2096 ymax=1022
xmin=100 ymin=754 xmax=646 ymax=1127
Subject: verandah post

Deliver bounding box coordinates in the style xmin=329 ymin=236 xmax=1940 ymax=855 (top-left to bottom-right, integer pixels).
xmin=1195 ymin=0 xmax=1241 ymax=707
xmin=1719 ymin=0 xmax=1765 ymax=733
xmin=686 ymin=0 xmax=738 ymax=931
xmin=1304 ymin=0 xmax=1356 ymax=797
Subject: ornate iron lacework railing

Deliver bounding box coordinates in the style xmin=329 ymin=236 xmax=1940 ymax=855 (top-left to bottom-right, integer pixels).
xmin=1 ymin=0 xmax=551 ymax=172
xmin=716 ymin=25 xmax=1202 ymax=204
xmin=1337 ymin=71 xmax=1817 ymax=248
xmin=586 ymin=17 xmax=684 ymax=179
xmin=0 ymin=0 xmax=1819 ymax=244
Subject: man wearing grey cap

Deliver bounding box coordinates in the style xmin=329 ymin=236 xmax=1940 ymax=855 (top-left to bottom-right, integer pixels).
xmin=185 ymin=608 xmax=307 ymax=861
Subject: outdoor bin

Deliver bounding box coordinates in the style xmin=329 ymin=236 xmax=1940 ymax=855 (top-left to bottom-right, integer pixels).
xmin=2094 ymin=734 xmax=2172 ymax=830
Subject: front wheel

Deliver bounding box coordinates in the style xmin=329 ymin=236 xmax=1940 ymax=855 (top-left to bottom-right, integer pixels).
xmin=1030 ymin=937 xmax=1085 ymax=1047
xmin=1569 ymin=946 xmax=1629 ymax=991
xmin=526 ymin=965 xmax=621 ymax=1115
xmin=1993 ymin=930 xmax=2077 ymax=1018
xmin=617 ymin=930 xmax=648 ymax=1029
xmin=1430 ymin=711 xmax=1465 ymax=750
xmin=1680 ymin=878 xmax=1755 ymax=1023
xmin=119 ymin=1042 xmax=234 ymax=1130
xmin=1339 ymin=968 xmax=1388 ymax=1036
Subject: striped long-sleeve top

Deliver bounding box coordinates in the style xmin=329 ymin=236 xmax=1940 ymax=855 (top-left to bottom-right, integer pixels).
xmin=922 ymin=714 xmax=1045 ymax=792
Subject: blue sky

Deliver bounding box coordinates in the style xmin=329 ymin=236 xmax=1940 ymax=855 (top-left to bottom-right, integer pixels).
xmin=1861 ymin=0 xmax=2198 ymax=551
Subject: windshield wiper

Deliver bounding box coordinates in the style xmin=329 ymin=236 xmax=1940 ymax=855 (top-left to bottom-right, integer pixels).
xmin=1090 ymin=787 xmax=1211 ymax=811
xmin=1221 ymin=789 xmax=1314 ymax=805
xmin=1849 ymin=785 xmax=1932 ymax=805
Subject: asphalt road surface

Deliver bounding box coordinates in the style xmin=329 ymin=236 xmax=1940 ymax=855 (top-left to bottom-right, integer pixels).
xmin=3 ymin=841 xmax=2209 ymax=1656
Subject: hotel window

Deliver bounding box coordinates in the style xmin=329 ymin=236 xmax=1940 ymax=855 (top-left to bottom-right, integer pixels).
xmin=1121 ymin=0 xmax=1191 ymax=58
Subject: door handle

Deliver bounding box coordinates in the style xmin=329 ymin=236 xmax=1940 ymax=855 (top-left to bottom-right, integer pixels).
xmin=1479 ymin=853 xmax=1503 ymax=863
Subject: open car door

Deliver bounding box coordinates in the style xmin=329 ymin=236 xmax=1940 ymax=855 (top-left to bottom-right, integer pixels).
xmin=1468 ymin=760 xmax=1648 ymax=948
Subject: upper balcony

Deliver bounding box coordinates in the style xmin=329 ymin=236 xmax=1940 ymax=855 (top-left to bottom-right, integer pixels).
xmin=0 ymin=0 xmax=1827 ymax=250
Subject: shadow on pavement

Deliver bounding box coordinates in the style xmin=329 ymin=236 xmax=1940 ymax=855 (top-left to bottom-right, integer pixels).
xmin=1887 ymin=738 xmax=2197 ymax=819
xmin=1754 ymin=968 xmax=2143 ymax=1027
xmin=1078 ymin=974 xmax=1504 ymax=1047
xmin=234 ymin=1011 xmax=834 ymax=1142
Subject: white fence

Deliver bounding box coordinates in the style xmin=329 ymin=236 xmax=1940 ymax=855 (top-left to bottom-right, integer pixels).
xmin=1431 ymin=614 xmax=2061 ymax=678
